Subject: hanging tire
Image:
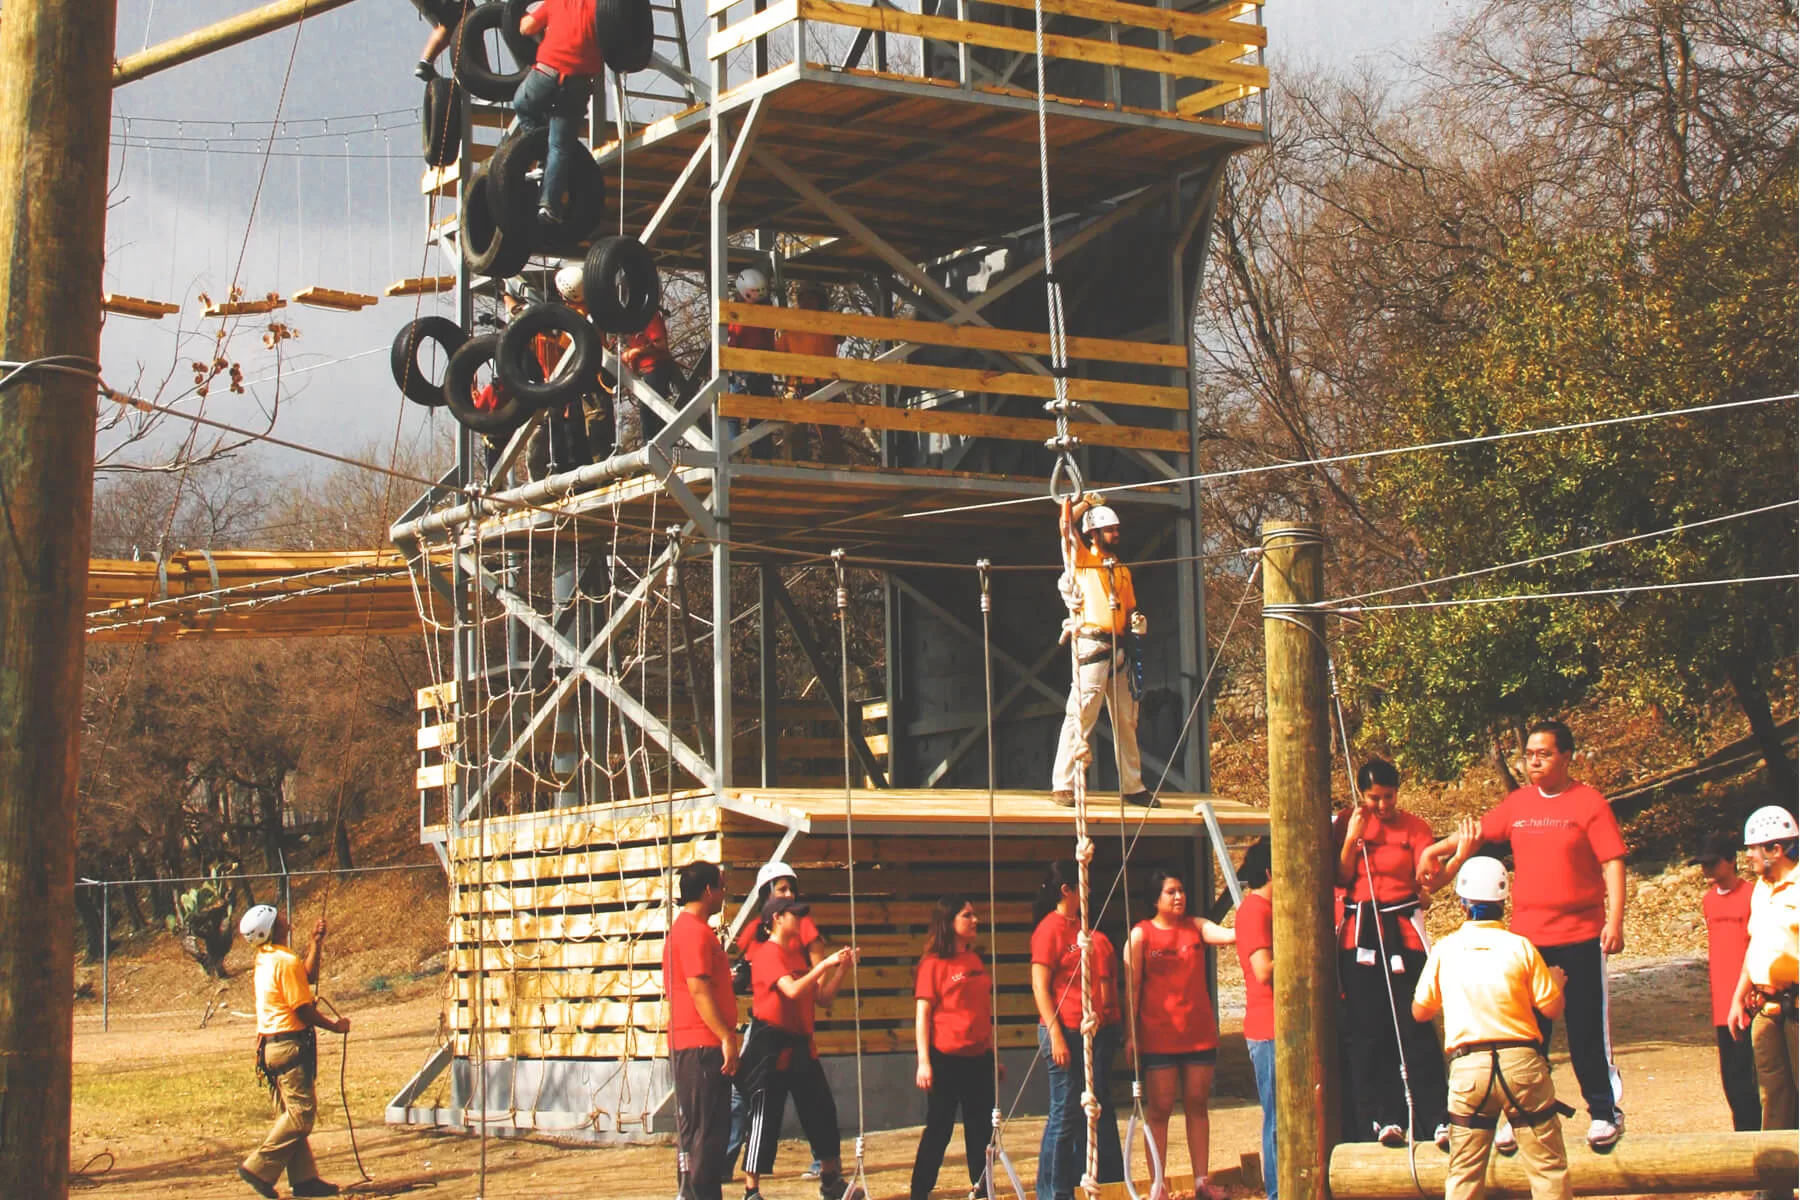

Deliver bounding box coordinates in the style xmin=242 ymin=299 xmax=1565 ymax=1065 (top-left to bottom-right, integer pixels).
xmin=421 ymin=75 xmax=464 ymax=168
xmin=391 ymin=316 xmax=469 ymax=406
xmin=595 ymin=0 xmax=655 ymax=74
xmin=582 ymin=235 xmax=661 ymax=333
xmin=488 ymin=127 xmax=609 ymax=256
xmin=462 ymin=167 xmax=533 ymax=279
xmin=453 ymin=3 xmax=530 ymax=103
xmin=443 ymin=334 xmax=534 ymax=435
xmin=497 ymin=302 xmax=603 ymax=409
xmin=501 ymin=0 xmax=541 ymax=67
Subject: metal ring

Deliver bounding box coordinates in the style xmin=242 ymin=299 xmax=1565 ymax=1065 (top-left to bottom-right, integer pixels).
xmin=1049 ymin=455 xmax=1085 ymax=503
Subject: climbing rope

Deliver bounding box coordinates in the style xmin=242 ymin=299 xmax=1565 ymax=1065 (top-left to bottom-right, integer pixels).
xmin=833 ymin=549 xmax=871 ymax=1198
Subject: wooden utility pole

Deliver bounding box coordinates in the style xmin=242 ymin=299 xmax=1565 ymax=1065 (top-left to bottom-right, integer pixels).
xmin=1261 ymin=520 xmax=1338 ymax=1200
xmin=0 ymin=1 xmax=119 ymax=1196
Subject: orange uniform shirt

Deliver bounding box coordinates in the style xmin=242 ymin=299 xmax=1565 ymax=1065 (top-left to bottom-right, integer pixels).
xmin=253 ymin=944 xmax=314 ymax=1035
xmin=1067 ymin=539 xmax=1135 ymax=636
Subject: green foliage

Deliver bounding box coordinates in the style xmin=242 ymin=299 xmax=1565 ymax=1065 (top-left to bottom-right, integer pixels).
xmin=165 ymin=866 xmax=240 ymax=978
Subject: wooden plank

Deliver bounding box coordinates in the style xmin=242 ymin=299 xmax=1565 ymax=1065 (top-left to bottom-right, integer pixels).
xmin=451 ymin=1024 xmax=1040 ymax=1058
xmin=451 ymin=999 xmax=667 ymax=1029
xmin=292 ymin=285 xmax=379 ymax=311
xmin=449 ymin=971 xmax=663 ymax=1001
xmin=1177 ymin=80 xmax=1261 ymax=116
xmin=102 ymin=293 xmax=180 ymax=319
xmin=706 ymin=0 xmax=798 ymax=57
xmin=450 ymin=939 xmax=667 ymax=972
xmin=417 ymin=721 xmax=457 ymax=752
xmin=718 ymin=301 xmax=1185 ymax=368
xmin=417 ymin=679 xmax=458 ymax=710
xmin=448 ymin=808 xmax=721 ymax=857
xmin=718 ymin=392 xmax=1190 ymax=455
xmin=452 ymin=838 xmax=720 ymax=884
xmin=795 ymin=0 xmax=1271 ymax=87
xmin=724 ymin=833 xmax=1077 ymax=866
xmin=386 ymin=275 xmax=458 ymax=298
xmin=202 ymin=295 xmax=286 ymax=317
xmin=452 ymin=875 xmax=671 ymax=914
xmin=966 ymin=0 xmax=1266 ymax=45
xmin=417 ymin=762 xmax=454 ymax=791
xmin=449 ymin=908 xmax=674 ymax=942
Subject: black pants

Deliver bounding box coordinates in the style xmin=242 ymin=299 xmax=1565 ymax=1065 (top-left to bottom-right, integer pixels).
xmin=675 ymin=1047 xmax=732 ymax=1200
xmin=744 ymin=1050 xmax=841 ymax=1175
xmin=1716 ymin=1025 xmax=1763 ymax=1131
xmin=1339 ymin=946 xmax=1448 ymax=1139
xmin=1533 ymin=939 xmax=1620 ymax=1120
xmin=910 ymin=1048 xmax=996 ymax=1200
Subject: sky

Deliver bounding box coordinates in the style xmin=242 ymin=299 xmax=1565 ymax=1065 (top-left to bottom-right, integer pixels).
xmin=98 ymin=0 xmax=1470 ymax=488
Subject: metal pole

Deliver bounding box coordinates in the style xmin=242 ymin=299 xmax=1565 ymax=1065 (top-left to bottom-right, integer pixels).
xmin=100 ymin=884 xmax=109 ymax=1033
xmin=0 ymin=1 xmax=118 ymax=1194
xmin=1261 ymin=519 xmax=1337 ymax=1200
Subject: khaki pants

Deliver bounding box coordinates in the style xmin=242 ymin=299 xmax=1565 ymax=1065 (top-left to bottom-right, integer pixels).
xmin=241 ymin=1038 xmax=320 ymax=1186
xmin=1051 ymin=638 xmax=1143 ymax=795
xmin=1444 ymin=1047 xmax=1570 ymax=1200
xmin=1752 ymin=1009 xmax=1798 ymax=1131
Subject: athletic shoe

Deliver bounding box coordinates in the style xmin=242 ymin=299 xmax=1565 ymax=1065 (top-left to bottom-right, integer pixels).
xmin=1586 ymin=1113 xmax=1623 ymax=1149
xmin=538 ymin=205 xmax=564 ymax=227
xmin=1123 ymin=790 xmax=1160 ymax=808
xmin=819 ymin=1174 xmax=863 ymax=1200
xmin=1495 ymin=1119 xmax=1517 ymax=1155
xmin=291 ymin=1181 xmax=341 ymax=1198
xmin=1376 ymin=1123 xmax=1406 ymax=1147
xmin=803 ymin=1161 xmax=822 ymax=1179
xmin=1051 ymin=790 xmax=1076 ymax=807
xmin=1434 ymin=1123 xmax=1451 ymax=1150
xmin=742 ymin=1189 xmax=765 ymax=1200
xmin=413 ymin=59 xmax=436 ymax=80
xmin=236 ymin=1168 xmax=278 ymax=1199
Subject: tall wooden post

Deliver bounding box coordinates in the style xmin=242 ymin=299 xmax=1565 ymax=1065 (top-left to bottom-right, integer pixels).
xmin=1261 ymin=520 xmax=1338 ymax=1200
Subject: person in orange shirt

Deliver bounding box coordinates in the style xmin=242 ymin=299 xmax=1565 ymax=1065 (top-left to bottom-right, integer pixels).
xmin=236 ymin=905 xmax=350 ymax=1199
xmin=1051 ymin=492 xmax=1151 ymax=807
xmin=772 ymin=282 xmax=846 ymax=462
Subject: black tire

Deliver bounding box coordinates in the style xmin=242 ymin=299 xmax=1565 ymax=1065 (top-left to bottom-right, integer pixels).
xmin=391 ymin=316 xmax=469 ymax=406
xmin=453 ymin=3 xmax=530 ymax=103
xmin=497 ymin=302 xmax=603 ymax=409
xmin=501 ymin=0 xmax=541 ymax=66
xmin=462 ymin=167 xmax=533 ymax=279
xmin=421 ymin=75 xmax=464 ymax=168
xmin=443 ymin=334 xmax=533 ymax=435
xmin=582 ymin=235 xmax=661 ymax=333
xmin=488 ymin=127 xmax=608 ymax=256
xmin=595 ymin=0 xmax=655 ymax=74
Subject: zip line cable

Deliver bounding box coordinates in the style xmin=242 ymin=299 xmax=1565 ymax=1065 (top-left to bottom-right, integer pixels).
xmin=1322 ymin=573 xmax=1799 ymax=613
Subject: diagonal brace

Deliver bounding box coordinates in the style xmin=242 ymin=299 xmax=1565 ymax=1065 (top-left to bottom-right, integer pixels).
xmin=766 ymin=572 xmax=889 ymax=788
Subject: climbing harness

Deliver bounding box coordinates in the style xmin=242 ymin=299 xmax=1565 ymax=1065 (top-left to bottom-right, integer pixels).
xmin=1445 ymin=1042 xmax=1576 ymax=1131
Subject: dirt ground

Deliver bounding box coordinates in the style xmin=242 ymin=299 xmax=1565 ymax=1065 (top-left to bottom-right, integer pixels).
xmin=69 ymin=950 xmax=1751 ymax=1200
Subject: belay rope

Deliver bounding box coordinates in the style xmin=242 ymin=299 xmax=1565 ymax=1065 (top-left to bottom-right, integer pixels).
xmin=832 ymin=550 xmax=872 ymax=1199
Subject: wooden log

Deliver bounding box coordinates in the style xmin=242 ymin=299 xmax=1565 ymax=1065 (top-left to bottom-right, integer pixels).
xmin=1327 ymin=1131 xmax=1800 ymax=1199
xmin=113 ymin=0 xmax=361 ymax=85
xmin=1262 ymin=519 xmax=1337 ymax=1200
xmin=719 ymin=392 xmax=1190 ymax=454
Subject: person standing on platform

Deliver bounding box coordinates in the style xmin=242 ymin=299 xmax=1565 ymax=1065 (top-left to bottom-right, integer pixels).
xmin=1125 ymin=869 xmax=1237 ymax=1200
xmin=1420 ymin=720 xmax=1628 ymax=1149
xmin=1234 ymin=839 xmax=1278 ymax=1200
xmin=1727 ymin=805 xmax=1800 ymax=1139
xmin=1335 ymin=758 xmax=1452 ymax=1147
xmin=726 ymin=268 xmax=779 ymax=458
xmin=236 ymin=907 xmax=348 ymax=1199
xmin=1691 ymin=832 xmax=1761 ymax=1131
xmin=1051 ymin=491 xmax=1154 ymax=809
xmin=513 ymin=0 xmax=602 ymax=227
xmin=1413 ymin=857 xmax=1573 ymax=1200
xmin=1032 ymin=859 xmax=1124 ymax=1200
xmin=909 ymin=894 xmax=996 ymax=1200
xmin=772 ymin=282 xmax=846 ymax=462
xmin=667 ymin=861 xmax=740 ymax=1200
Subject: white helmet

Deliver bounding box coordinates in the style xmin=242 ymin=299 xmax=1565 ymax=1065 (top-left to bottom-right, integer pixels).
xmin=1744 ymin=806 xmax=1799 ymax=847
xmin=239 ymin=904 xmax=279 ymax=947
xmin=735 ymin=267 xmax=769 ymax=303
xmin=555 ymin=263 xmax=585 ymax=303
xmin=1455 ymin=857 xmax=1510 ymax=905
xmin=753 ymin=860 xmax=797 ymax=895
xmin=1080 ymin=505 xmax=1120 ymax=534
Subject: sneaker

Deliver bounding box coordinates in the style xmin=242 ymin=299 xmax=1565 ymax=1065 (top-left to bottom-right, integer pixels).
xmin=1434 ymin=1123 xmax=1451 ymax=1150
xmin=805 ymin=1162 xmax=824 ymax=1181
xmin=1123 ymin=790 xmax=1160 ymax=808
xmin=743 ymin=1189 xmax=764 ymax=1200
xmin=237 ymin=1168 xmax=279 ymax=1199
xmin=1051 ymin=790 xmax=1076 ymax=807
xmin=413 ymin=59 xmax=436 ymax=80
xmin=1376 ymin=1123 xmax=1406 ymax=1147
xmin=1495 ymin=1119 xmax=1517 ymax=1155
xmin=537 ymin=205 xmax=564 ymax=226
xmin=1586 ymin=1113 xmax=1622 ymax=1149
xmin=292 ymin=1182 xmax=341 ymax=1198
xmin=819 ymin=1174 xmax=863 ymax=1200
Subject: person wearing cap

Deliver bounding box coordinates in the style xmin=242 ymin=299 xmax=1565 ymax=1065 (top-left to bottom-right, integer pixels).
xmin=667 ymin=860 xmax=739 ymax=1200
xmin=236 ymin=907 xmax=349 ymax=1199
xmin=741 ymin=896 xmax=864 ymax=1200
xmin=1691 ymin=832 xmax=1761 ymax=1131
xmin=1727 ymin=805 xmax=1800 ymax=1136
xmin=1413 ymin=858 xmax=1573 ymax=1200
xmin=1051 ymin=491 xmax=1153 ymax=808
xmin=1234 ymin=839 xmax=1278 ymax=1200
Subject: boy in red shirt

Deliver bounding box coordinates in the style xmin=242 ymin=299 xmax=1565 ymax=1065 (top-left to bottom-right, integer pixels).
xmin=665 ymin=861 xmax=739 ymax=1200
xmin=1691 ymin=832 xmax=1761 ymax=1131
xmin=1234 ymin=840 xmax=1277 ymax=1200
xmin=1421 ymin=719 xmax=1629 ymax=1148
xmin=513 ymin=0 xmax=603 ymax=226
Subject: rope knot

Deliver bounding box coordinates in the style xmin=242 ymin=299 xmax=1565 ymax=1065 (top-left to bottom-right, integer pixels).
xmin=1080 ymin=1091 xmax=1101 ymax=1119
xmin=1074 ymin=837 xmax=1095 ymax=865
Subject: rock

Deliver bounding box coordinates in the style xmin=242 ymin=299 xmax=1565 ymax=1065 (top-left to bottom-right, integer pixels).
xmin=1636 ymin=882 xmax=1660 ymax=900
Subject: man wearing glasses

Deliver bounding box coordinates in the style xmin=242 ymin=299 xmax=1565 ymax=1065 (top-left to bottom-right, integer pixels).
xmin=1420 ymin=719 xmax=1628 ymax=1150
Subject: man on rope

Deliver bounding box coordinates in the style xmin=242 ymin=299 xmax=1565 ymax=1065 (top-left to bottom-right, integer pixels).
xmin=1051 ymin=492 xmax=1153 ymax=808
xmin=667 ymin=861 xmax=740 ymax=1200
xmin=1412 ymin=858 xmax=1574 ymax=1200
xmin=1420 ymin=720 xmax=1627 ymax=1149
xmin=236 ymin=906 xmax=349 ymax=1199
xmin=1691 ymin=831 xmax=1761 ymax=1131
xmin=1726 ymin=805 xmax=1799 ymax=1145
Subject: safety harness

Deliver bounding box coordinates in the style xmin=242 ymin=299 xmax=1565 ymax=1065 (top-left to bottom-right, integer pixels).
xmin=255 ymin=1028 xmax=318 ymax=1093
xmin=1443 ymin=1040 xmax=1575 ymax=1132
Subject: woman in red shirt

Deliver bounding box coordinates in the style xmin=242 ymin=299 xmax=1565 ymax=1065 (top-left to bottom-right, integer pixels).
xmin=1125 ymin=869 xmax=1236 ymax=1200
xmin=909 ymin=894 xmax=995 ymax=1200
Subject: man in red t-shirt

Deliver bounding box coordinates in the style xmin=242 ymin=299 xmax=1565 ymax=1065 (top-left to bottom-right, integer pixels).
xmin=1692 ymin=832 xmax=1761 ymax=1131
xmin=1421 ymin=719 xmax=1629 ymax=1148
xmin=1234 ymin=839 xmax=1277 ymax=1200
xmin=664 ymin=860 xmax=738 ymax=1200
xmin=513 ymin=0 xmax=603 ymax=226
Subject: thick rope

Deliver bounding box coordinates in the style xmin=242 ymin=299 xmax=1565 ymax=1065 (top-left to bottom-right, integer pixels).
xmin=833 ymin=549 xmax=870 ymax=1195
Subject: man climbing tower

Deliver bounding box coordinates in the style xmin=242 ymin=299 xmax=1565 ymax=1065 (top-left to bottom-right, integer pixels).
xmin=236 ymin=906 xmax=350 ymax=1199
xmin=1051 ymin=491 xmax=1153 ymax=808
xmin=513 ymin=0 xmax=603 ymax=227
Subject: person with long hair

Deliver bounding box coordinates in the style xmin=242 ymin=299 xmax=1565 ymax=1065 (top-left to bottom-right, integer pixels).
xmin=909 ymin=894 xmax=996 ymax=1200
xmin=1125 ymin=868 xmax=1237 ymax=1200
xmin=1031 ymin=860 xmax=1124 ymax=1200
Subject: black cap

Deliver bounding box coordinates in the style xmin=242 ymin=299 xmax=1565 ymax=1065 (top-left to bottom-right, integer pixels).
xmin=762 ymin=895 xmax=811 ymax=921
xmin=1687 ymin=832 xmax=1738 ymax=867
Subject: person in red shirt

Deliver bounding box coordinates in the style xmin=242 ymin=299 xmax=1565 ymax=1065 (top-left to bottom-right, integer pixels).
xmin=726 ymin=268 xmax=779 ymax=458
xmin=1691 ymin=832 xmax=1761 ymax=1131
xmin=1333 ymin=758 xmax=1451 ymax=1147
xmin=741 ymin=897 xmax=863 ymax=1200
xmin=908 ymin=894 xmax=995 ymax=1200
xmin=513 ymin=0 xmax=603 ymax=226
xmin=1234 ymin=840 xmax=1277 ymax=1200
xmin=665 ymin=861 xmax=739 ymax=1200
xmin=1125 ymin=869 xmax=1236 ymax=1200
xmin=1031 ymin=859 xmax=1123 ymax=1200
xmin=1421 ymin=719 xmax=1629 ymax=1149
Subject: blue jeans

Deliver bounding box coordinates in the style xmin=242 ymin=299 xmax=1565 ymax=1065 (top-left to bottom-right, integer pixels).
xmin=1037 ymin=1023 xmax=1122 ymax=1200
xmin=511 ymin=67 xmax=590 ymax=217
xmin=1247 ymin=1037 xmax=1278 ymax=1200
